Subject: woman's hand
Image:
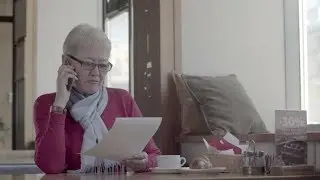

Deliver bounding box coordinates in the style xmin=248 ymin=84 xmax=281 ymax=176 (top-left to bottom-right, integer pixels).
xmin=123 ymin=152 xmax=148 ymax=172
xmin=53 ymin=65 xmax=78 ymax=108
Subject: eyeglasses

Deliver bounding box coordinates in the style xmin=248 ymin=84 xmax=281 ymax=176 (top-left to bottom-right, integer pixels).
xmin=65 ymin=54 xmax=113 ymax=72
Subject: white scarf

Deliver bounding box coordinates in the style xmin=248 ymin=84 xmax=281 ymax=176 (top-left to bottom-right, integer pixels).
xmin=67 ymin=87 xmax=119 ymax=173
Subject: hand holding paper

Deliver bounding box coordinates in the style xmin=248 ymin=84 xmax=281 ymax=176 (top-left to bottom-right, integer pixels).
xmin=82 ymin=117 xmax=162 ymax=161
xmin=123 ymin=152 xmax=148 ymax=172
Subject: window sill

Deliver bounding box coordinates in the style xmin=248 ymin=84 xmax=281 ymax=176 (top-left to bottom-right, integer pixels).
xmin=176 ymin=131 xmax=320 ymax=143
xmin=0 ymin=150 xmax=34 ymax=164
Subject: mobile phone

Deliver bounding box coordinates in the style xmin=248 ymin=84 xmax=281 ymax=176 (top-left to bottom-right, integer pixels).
xmin=64 ymin=59 xmax=75 ymax=91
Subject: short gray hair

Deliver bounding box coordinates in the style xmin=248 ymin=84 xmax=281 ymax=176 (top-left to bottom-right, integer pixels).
xmin=63 ymin=23 xmax=111 ymax=59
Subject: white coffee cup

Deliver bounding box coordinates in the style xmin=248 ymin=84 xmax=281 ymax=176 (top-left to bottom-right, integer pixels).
xmin=156 ymin=155 xmax=187 ymax=169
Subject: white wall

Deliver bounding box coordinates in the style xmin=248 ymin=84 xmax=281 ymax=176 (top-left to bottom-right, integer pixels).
xmin=36 ymin=0 xmax=102 ymax=97
xmin=180 ymin=0 xmax=286 ymax=132
xmin=36 ymin=0 xmax=288 ymax=132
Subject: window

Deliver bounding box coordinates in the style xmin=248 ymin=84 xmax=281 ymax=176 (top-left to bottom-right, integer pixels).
xmin=0 ymin=0 xmax=12 ymax=16
xmin=103 ymin=0 xmax=132 ymax=92
xmin=284 ymin=0 xmax=320 ymax=124
xmin=105 ymin=11 xmax=130 ymax=91
xmin=300 ymin=0 xmax=320 ymax=124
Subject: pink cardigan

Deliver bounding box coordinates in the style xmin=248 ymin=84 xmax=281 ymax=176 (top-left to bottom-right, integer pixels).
xmin=34 ymin=88 xmax=161 ymax=174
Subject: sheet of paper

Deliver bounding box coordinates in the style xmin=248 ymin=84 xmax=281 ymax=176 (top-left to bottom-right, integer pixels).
xmin=223 ymin=132 xmax=248 ymax=152
xmin=202 ymin=138 xmax=217 ymax=154
xmin=82 ymin=117 xmax=162 ymax=161
xmin=223 ymin=132 xmax=239 ymax=146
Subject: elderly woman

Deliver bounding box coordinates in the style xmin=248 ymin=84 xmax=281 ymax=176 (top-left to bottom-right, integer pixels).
xmin=34 ymin=24 xmax=161 ymax=174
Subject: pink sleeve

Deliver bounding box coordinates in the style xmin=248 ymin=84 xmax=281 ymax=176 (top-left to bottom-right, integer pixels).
xmin=33 ymin=95 xmax=67 ymax=174
xmin=126 ymin=92 xmax=161 ymax=171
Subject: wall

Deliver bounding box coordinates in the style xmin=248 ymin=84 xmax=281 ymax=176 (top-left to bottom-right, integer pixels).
xmin=158 ymin=0 xmax=182 ymax=154
xmin=180 ymin=0 xmax=286 ymax=132
xmin=0 ymin=0 xmax=13 ymax=149
xmin=0 ymin=23 xmax=13 ymax=149
xmin=35 ymin=0 xmax=288 ymax=137
xmin=22 ymin=0 xmax=102 ymax=144
xmin=36 ymin=0 xmax=102 ymax=97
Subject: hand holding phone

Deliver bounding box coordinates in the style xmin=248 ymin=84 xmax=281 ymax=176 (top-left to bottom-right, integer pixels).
xmin=53 ymin=59 xmax=78 ymax=108
xmin=64 ymin=59 xmax=75 ymax=91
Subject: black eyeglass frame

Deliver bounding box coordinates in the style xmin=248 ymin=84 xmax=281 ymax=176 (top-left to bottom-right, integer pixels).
xmin=65 ymin=53 xmax=113 ymax=72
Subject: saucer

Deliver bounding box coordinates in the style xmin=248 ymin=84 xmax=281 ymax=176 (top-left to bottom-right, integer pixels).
xmin=178 ymin=167 xmax=227 ymax=174
xmin=150 ymin=167 xmax=181 ymax=174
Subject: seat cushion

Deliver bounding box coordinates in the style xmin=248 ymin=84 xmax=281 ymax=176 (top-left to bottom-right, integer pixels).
xmin=173 ymin=72 xmax=211 ymax=135
xmin=181 ymin=74 xmax=268 ymax=137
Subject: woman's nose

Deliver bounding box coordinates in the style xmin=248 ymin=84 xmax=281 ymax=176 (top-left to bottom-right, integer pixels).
xmin=90 ymin=65 xmax=100 ymax=75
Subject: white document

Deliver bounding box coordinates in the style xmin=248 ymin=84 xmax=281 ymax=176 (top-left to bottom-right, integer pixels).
xmin=223 ymin=132 xmax=248 ymax=152
xmin=82 ymin=117 xmax=162 ymax=161
xmin=202 ymin=138 xmax=217 ymax=154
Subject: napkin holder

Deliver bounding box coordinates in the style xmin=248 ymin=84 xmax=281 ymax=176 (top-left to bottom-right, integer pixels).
xmin=242 ymin=140 xmax=268 ymax=175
